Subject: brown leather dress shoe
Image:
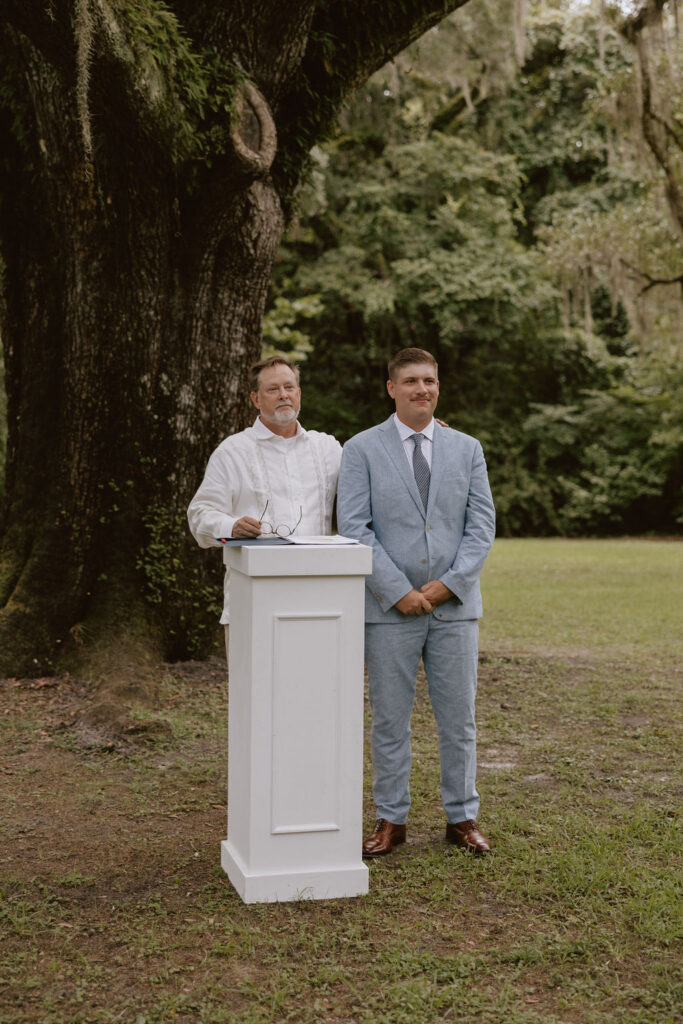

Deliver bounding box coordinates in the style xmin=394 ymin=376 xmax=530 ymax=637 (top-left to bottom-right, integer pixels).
xmin=445 ymin=820 xmax=492 ymax=855
xmin=362 ymin=819 xmax=407 ymax=857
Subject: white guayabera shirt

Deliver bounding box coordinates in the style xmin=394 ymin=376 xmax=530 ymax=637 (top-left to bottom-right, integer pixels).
xmin=187 ymin=418 xmax=342 ymax=623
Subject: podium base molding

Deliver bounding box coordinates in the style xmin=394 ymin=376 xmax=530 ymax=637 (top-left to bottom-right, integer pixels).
xmin=221 ymin=841 xmax=369 ymax=904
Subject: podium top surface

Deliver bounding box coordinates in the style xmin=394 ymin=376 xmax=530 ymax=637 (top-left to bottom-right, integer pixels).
xmin=226 ymin=541 xmax=372 ymax=577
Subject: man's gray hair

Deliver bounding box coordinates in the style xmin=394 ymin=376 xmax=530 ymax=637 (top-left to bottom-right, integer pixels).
xmin=250 ymin=356 xmax=300 ymax=391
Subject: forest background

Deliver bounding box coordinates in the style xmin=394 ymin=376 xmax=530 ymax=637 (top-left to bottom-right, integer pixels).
xmin=255 ymin=0 xmax=683 ymax=539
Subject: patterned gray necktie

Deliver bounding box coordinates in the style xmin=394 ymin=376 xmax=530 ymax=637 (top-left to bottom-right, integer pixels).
xmin=410 ymin=433 xmax=430 ymax=509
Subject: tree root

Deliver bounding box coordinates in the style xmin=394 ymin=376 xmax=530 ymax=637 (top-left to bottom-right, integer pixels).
xmin=68 ymin=629 xmax=173 ymax=750
xmin=73 ymin=700 xmax=173 ymax=751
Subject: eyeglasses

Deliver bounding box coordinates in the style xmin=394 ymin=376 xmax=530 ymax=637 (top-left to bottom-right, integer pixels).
xmin=259 ymin=501 xmax=303 ymax=538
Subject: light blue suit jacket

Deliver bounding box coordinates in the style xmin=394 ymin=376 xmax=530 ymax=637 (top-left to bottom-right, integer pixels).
xmin=337 ymin=417 xmax=495 ymax=623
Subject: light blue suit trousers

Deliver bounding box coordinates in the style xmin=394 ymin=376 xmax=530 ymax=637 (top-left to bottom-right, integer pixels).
xmin=365 ymin=617 xmax=479 ymax=824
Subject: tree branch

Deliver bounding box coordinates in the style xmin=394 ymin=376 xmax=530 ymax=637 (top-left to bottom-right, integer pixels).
xmin=620 ymin=258 xmax=683 ymax=295
xmin=1 ymin=1 xmax=473 ymax=191
xmin=230 ymin=80 xmax=277 ymax=175
xmin=620 ymin=0 xmax=667 ymax=41
xmin=650 ymin=108 xmax=683 ymax=155
xmin=273 ymin=0 xmax=469 ymax=203
xmin=316 ymin=0 xmax=468 ymax=94
xmin=620 ymin=2 xmax=683 ymax=239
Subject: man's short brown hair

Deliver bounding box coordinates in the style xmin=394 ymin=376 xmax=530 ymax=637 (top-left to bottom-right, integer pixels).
xmin=250 ymin=356 xmax=300 ymax=391
xmin=387 ymin=348 xmax=438 ymax=381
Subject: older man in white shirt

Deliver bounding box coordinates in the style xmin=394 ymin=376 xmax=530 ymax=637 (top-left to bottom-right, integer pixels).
xmin=187 ymin=357 xmax=342 ymax=634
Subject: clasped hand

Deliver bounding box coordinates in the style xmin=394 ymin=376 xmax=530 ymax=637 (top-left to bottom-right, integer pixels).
xmin=395 ymin=580 xmax=453 ymax=616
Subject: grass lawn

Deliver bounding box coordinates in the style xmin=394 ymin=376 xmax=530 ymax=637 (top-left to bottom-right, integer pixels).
xmin=480 ymin=538 xmax=682 ymax=663
xmin=1 ymin=538 xmax=681 ymax=1023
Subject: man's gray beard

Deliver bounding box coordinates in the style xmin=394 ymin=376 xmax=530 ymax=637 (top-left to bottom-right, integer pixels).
xmin=271 ymin=405 xmax=298 ymax=425
xmin=261 ymin=404 xmax=299 ymax=429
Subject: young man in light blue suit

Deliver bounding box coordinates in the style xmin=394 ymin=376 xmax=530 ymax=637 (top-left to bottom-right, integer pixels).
xmin=337 ymin=348 xmax=496 ymax=857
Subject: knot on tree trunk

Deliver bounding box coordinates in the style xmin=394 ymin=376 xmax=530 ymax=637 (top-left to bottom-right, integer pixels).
xmin=230 ymin=81 xmax=277 ymax=175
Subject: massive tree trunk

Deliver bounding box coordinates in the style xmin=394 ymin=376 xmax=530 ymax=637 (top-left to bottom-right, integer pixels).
xmin=0 ymin=0 xmax=467 ymax=687
xmin=0 ymin=35 xmax=281 ymax=680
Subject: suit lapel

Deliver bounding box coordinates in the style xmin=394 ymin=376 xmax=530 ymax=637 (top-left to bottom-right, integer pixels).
xmin=378 ymin=416 xmax=426 ymax=518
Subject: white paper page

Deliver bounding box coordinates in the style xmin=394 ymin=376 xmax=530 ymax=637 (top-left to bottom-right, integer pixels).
xmin=285 ymin=535 xmax=359 ymax=545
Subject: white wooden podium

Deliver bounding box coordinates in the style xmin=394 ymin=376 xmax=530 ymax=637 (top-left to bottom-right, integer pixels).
xmin=222 ymin=542 xmax=372 ymax=903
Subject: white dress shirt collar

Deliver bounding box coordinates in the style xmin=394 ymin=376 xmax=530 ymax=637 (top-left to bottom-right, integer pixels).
xmin=252 ymin=416 xmax=306 ymax=441
xmin=393 ymin=413 xmax=435 ymax=442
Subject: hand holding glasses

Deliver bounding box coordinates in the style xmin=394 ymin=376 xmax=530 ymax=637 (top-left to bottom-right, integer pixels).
xmin=258 ymin=500 xmax=303 ymax=538
xmin=230 ymin=501 xmax=303 ymax=539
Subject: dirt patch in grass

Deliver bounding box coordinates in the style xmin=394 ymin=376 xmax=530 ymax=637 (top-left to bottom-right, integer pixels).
xmin=1 ymin=651 xmax=680 ymax=1024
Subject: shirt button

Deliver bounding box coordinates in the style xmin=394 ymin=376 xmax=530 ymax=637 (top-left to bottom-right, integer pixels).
xmin=425 ymin=525 xmax=431 ymax=531
xmin=421 ymin=558 xmax=428 ymax=564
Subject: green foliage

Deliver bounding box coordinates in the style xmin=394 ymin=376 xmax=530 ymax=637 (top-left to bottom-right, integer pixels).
xmin=522 ymin=367 xmax=683 ymax=534
xmin=279 ymin=130 xmax=557 ymax=443
xmin=262 ymin=290 xmax=323 ymax=363
xmin=136 ymin=504 xmax=222 ymax=658
xmin=302 ymin=133 xmax=531 ymax=316
xmin=72 ymin=0 xmax=242 ymax=166
xmin=268 ymin=0 xmax=682 ymax=536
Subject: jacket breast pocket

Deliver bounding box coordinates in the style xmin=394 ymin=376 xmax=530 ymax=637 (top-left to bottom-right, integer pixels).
xmin=371 ymin=478 xmax=411 ymax=517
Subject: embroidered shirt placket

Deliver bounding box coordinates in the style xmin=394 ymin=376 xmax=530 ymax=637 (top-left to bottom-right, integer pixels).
xmin=307 ymin=437 xmax=328 ymax=535
xmin=252 ymin=436 xmax=275 ymax=512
